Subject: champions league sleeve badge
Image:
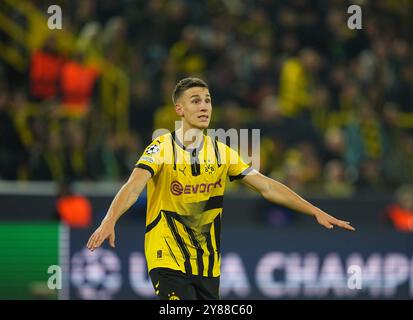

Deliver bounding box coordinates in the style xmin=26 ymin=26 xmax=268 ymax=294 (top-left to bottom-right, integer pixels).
xmin=145 ymin=144 xmax=160 ymax=155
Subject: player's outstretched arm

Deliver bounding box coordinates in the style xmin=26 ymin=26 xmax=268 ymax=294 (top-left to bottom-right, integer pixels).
xmin=241 ymin=170 xmax=355 ymax=231
xmin=86 ymin=168 xmax=152 ymax=251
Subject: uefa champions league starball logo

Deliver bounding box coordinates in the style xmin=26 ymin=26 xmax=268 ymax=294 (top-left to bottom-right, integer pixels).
xmin=71 ymin=248 xmax=121 ymax=299
xmin=145 ymin=144 xmax=160 ymax=155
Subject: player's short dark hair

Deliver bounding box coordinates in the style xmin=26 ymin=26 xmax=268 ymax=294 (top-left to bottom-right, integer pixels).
xmin=172 ymin=77 xmax=209 ymax=104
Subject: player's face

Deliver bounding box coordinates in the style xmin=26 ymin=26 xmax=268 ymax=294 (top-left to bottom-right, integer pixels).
xmin=175 ymin=87 xmax=212 ymax=130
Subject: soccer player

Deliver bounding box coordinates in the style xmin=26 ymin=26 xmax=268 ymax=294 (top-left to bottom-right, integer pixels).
xmin=86 ymin=77 xmax=355 ymax=300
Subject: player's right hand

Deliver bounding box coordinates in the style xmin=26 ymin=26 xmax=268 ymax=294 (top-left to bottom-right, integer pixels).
xmin=86 ymin=220 xmax=116 ymax=251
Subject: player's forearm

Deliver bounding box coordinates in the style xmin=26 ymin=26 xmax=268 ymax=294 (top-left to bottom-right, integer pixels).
xmin=101 ymin=181 xmax=142 ymax=225
xmin=261 ymin=179 xmax=319 ymax=217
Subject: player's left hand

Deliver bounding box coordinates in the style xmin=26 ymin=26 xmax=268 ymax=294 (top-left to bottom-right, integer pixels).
xmin=314 ymin=210 xmax=356 ymax=231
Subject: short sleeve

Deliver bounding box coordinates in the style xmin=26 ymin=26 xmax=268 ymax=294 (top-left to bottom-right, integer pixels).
xmin=223 ymin=144 xmax=252 ymax=181
xmin=135 ymin=139 xmax=165 ymax=177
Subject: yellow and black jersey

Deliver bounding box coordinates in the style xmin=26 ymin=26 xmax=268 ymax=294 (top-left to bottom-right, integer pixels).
xmin=135 ymin=131 xmax=251 ymax=277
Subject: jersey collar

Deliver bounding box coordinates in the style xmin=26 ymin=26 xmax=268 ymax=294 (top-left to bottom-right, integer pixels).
xmin=171 ymin=131 xmax=205 ymax=154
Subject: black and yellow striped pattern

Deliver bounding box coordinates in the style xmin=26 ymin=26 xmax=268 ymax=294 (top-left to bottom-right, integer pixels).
xmin=146 ymin=210 xmax=221 ymax=277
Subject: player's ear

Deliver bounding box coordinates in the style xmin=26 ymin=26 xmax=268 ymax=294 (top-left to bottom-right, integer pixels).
xmin=175 ymin=103 xmax=184 ymax=117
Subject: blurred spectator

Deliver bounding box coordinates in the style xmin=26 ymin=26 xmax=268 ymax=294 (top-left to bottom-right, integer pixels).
xmin=383 ymin=133 xmax=413 ymax=186
xmin=272 ymin=142 xmax=322 ymax=196
xmin=310 ymin=86 xmax=331 ymax=134
xmin=64 ymin=120 xmax=88 ymax=180
xmin=323 ymin=159 xmax=354 ymax=198
xmin=153 ymin=77 xmax=180 ymax=132
xmin=29 ymin=128 xmax=65 ymax=181
xmin=29 ymin=35 xmax=64 ymax=101
xmin=169 ymin=25 xmax=207 ymax=75
xmin=344 ymin=103 xmax=389 ymax=170
xmin=322 ymin=127 xmax=346 ymax=162
xmin=61 ymin=53 xmax=99 ymax=116
xmin=73 ymin=0 xmax=98 ymax=28
xmin=129 ymin=72 xmax=161 ymax=141
xmin=0 ymin=0 xmax=412 ymax=196
xmin=55 ymin=180 xmax=92 ymax=228
xmin=76 ymin=21 xmax=103 ymax=62
xmin=60 ymin=52 xmax=100 ymax=117
xmin=102 ymin=16 xmax=129 ymax=66
xmin=357 ymin=159 xmax=385 ymax=191
xmin=215 ymin=100 xmax=247 ymax=130
xmin=279 ymin=48 xmax=321 ymax=117
xmin=384 ymin=185 xmax=413 ymax=232
xmin=0 ymin=92 xmax=28 ymax=179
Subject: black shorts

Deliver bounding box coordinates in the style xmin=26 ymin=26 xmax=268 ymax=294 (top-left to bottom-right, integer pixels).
xmin=149 ymin=267 xmax=220 ymax=300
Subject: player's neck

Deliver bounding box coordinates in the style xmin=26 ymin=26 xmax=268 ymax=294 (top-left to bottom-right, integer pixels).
xmin=175 ymin=124 xmax=204 ymax=149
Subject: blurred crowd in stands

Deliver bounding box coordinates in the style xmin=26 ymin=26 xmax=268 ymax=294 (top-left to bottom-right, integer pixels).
xmin=1 ymin=0 xmax=413 ymax=198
